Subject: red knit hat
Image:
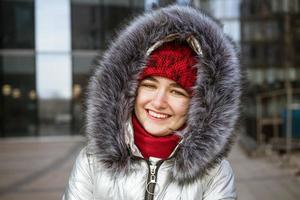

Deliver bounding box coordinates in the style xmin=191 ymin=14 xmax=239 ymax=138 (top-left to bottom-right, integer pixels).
xmin=140 ymin=41 xmax=197 ymax=93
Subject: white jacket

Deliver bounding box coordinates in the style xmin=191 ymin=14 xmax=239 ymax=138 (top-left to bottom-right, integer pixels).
xmin=63 ymin=146 xmax=236 ymax=200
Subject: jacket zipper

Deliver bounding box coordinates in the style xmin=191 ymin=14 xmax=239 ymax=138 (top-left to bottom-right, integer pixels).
xmin=144 ymin=160 xmax=164 ymax=200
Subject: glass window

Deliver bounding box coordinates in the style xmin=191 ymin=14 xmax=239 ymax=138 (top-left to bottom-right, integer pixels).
xmin=37 ymin=54 xmax=72 ymax=136
xmin=243 ymin=21 xmax=266 ymax=41
xmin=294 ymin=18 xmax=300 ymax=39
xmin=295 ymin=42 xmax=300 ymax=65
xmin=211 ymin=0 xmax=240 ymax=18
xmin=242 ymin=44 xmax=251 ymax=66
xmin=35 ymin=0 xmax=72 ymax=136
xmin=71 ymin=0 xmax=145 ymax=134
xmin=37 ymin=53 xmax=72 ymax=136
xmin=71 ymin=2 xmax=102 ymax=49
xmin=265 ymin=44 xmax=281 ymax=66
xmin=36 ymin=55 xmax=72 ymax=99
xmin=72 ymin=52 xmax=97 ymax=134
xmin=0 ymin=0 xmax=35 ymax=49
xmin=0 ymin=52 xmax=37 ymax=137
xmin=38 ymin=98 xmax=71 ymax=136
xmin=292 ymin=17 xmax=300 ymax=65
xmin=247 ymin=68 xmax=264 ymax=85
xmin=35 ymin=0 xmax=71 ymax=52
xmin=223 ymin=20 xmax=240 ymax=42
xmin=71 ymin=0 xmax=145 ymax=50
xmin=159 ymin=0 xmax=177 ymax=7
xmin=265 ymin=20 xmax=279 ymax=40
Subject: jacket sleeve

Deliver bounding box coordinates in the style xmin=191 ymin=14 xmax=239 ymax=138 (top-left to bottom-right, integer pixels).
xmin=62 ymin=147 xmax=94 ymax=200
xmin=202 ymin=160 xmax=237 ymax=200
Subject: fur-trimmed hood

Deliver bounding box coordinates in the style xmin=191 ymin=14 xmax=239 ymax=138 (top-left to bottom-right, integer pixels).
xmin=86 ymin=5 xmax=241 ymax=184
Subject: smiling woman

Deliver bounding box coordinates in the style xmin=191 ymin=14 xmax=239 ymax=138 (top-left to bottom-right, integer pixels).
xmin=134 ymin=41 xmax=196 ymax=137
xmin=131 ymin=41 xmax=197 ymax=162
xmin=135 ymin=76 xmax=191 ymax=137
xmin=63 ymin=5 xmax=241 ymax=200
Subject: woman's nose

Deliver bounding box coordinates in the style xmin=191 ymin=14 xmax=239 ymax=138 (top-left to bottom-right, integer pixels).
xmin=151 ymin=90 xmax=168 ymax=109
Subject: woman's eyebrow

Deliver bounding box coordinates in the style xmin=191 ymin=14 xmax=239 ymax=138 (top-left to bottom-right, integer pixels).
xmin=143 ymin=77 xmax=158 ymax=82
xmin=170 ymin=83 xmax=184 ymax=89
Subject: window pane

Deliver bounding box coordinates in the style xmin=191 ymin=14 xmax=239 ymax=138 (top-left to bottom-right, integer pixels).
xmin=72 ymin=52 xmax=97 ymax=134
xmin=71 ymin=3 xmax=102 ymax=49
xmin=71 ymin=0 xmax=145 ymax=134
xmin=71 ymin=0 xmax=145 ymax=50
xmin=0 ymin=0 xmax=35 ymax=49
xmin=35 ymin=0 xmax=71 ymax=52
xmin=223 ymin=20 xmax=240 ymax=41
xmin=1 ymin=52 xmax=37 ymax=136
xmin=36 ymin=54 xmax=72 ymax=136
xmin=211 ymin=0 xmax=240 ymax=18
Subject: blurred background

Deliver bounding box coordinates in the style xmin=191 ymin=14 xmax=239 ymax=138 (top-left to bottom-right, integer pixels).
xmin=0 ymin=0 xmax=300 ymax=199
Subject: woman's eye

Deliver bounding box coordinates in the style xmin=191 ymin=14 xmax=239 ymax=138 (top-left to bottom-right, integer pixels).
xmin=171 ymin=90 xmax=188 ymax=97
xmin=141 ymin=83 xmax=156 ymax=89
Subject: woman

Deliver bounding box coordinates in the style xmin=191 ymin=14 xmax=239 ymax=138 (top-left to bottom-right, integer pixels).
xmin=63 ymin=5 xmax=241 ymax=200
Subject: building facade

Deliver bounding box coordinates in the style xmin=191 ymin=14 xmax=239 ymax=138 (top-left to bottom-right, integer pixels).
xmin=1 ymin=0 xmax=195 ymax=137
xmin=240 ymin=0 xmax=300 ymax=151
xmin=4 ymin=0 xmax=298 ymax=147
xmin=0 ymin=0 xmax=147 ymax=137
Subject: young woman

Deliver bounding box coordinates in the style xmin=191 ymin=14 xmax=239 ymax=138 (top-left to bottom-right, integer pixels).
xmin=63 ymin=5 xmax=241 ymax=200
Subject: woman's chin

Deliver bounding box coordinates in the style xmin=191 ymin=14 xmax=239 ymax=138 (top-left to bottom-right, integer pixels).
xmin=144 ymin=126 xmax=172 ymax=137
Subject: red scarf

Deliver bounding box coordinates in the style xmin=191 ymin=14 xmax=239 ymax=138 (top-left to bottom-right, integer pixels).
xmin=132 ymin=115 xmax=180 ymax=159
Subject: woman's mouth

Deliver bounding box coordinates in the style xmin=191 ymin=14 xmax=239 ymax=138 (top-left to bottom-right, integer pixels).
xmin=147 ymin=110 xmax=170 ymax=119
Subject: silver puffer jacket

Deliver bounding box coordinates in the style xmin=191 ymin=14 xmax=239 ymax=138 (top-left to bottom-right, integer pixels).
xmin=63 ymin=123 xmax=236 ymax=200
xmin=63 ymin=5 xmax=241 ymax=200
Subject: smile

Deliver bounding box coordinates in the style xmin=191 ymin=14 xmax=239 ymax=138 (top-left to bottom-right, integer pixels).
xmin=147 ymin=110 xmax=170 ymax=119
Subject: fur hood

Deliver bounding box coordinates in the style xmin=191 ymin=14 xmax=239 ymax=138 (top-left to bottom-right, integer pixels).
xmin=86 ymin=5 xmax=241 ymax=184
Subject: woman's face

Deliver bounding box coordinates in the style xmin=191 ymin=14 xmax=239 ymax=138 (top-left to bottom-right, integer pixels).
xmin=134 ymin=76 xmax=190 ymax=136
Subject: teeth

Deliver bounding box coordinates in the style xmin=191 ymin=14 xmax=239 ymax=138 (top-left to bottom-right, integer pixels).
xmin=148 ymin=110 xmax=169 ymax=119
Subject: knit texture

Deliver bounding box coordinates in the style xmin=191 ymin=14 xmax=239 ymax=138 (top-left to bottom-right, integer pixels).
xmin=140 ymin=42 xmax=197 ymax=93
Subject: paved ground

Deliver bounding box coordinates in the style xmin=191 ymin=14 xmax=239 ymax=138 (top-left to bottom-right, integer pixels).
xmin=0 ymin=136 xmax=85 ymax=200
xmin=0 ymin=136 xmax=299 ymax=200
xmin=229 ymin=143 xmax=300 ymax=200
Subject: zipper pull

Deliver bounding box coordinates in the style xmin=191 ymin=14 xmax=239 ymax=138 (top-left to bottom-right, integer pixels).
xmin=149 ymin=165 xmax=157 ymax=183
xmin=145 ymin=161 xmax=163 ymax=197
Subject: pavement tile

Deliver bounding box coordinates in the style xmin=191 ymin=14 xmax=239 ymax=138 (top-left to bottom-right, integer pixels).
xmin=1 ymin=191 xmax=62 ymax=200
xmin=0 ymin=137 xmax=85 ymax=198
xmin=236 ymin=182 xmax=257 ymax=200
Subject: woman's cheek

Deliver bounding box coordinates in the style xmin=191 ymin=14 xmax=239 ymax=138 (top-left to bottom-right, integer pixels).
xmin=174 ymin=99 xmax=190 ymax=114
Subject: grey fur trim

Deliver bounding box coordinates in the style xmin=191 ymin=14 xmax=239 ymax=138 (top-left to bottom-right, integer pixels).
xmin=86 ymin=5 xmax=241 ymax=184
